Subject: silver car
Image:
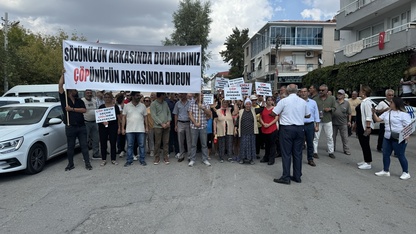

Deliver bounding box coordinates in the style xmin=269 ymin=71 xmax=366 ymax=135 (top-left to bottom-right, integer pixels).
xmin=0 ymin=102 xmax=67 ymax=174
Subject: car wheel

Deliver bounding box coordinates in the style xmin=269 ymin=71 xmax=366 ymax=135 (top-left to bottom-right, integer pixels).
xmin=25 ymin=144 xmax=46 ymax=174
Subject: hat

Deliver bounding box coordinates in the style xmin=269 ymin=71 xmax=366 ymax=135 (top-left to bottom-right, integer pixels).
xmin=250 ymin=94 xmax=258 ymax=100
xmin=244 ymin=98 xmax=252 ymax=105
xmin=337 ymin=89 xmax=345 ymax=95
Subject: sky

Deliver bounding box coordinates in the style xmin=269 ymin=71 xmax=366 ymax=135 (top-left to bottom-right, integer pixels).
xmin=0 ymin=0 xmax=340 ymax=77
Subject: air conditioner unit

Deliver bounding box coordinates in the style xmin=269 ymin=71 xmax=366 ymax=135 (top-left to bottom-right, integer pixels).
xmin=305 ymin=51 xmax=314 ymax=57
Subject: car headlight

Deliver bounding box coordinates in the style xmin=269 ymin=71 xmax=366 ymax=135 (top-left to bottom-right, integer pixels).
xmin=0 ymin=137 xmax=24 ymax=154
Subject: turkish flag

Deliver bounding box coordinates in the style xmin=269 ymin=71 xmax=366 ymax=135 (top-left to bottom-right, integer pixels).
xmin=378 ymin=32 xmax=385 ymax=50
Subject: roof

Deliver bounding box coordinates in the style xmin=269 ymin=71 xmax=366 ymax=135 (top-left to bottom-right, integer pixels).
xmin=349 ymin=46 xmax=416 ymax=67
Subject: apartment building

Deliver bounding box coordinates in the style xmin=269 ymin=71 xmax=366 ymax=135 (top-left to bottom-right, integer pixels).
xmin=243 ymin=20 xmax=338 ymax=91
xmin=335 ymin=0 xmax=416 ymax=63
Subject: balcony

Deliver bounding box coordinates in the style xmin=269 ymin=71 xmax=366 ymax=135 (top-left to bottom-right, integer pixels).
xmin=336 ymin=0 xmax=411 ymax=30
xmin=335 ymin=22 xmax=416 ymax=63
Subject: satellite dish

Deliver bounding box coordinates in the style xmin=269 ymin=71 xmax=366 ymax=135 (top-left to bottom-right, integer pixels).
xmin=318 ymin=58 xmax=324 ymax=65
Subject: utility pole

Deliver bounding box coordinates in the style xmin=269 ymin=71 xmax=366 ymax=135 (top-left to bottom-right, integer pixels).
xmin=1 ymin=12 xmax=18 ymax=93
xmin=1 ymin=12 xmax=9 ymax=93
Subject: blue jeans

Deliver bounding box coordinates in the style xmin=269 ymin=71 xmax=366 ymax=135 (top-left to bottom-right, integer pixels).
xmin=382 ymin=137 xmax=408 ymax=173
xmin=126 ymin=132 xmax=146 ymax=164
xmin=190 ymin=128 xmax=208 ymax=162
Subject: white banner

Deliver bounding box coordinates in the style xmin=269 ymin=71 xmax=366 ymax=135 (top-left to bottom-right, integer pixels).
xmin=228 ymin=77 xmax=244 ymax=87
xmin=95 ymin=107 xmax=116 ymax=123
xmin=240 ymin=83 xmax=252 ymax=96
xmin=203 ymin=94 xmax=214 ymax=105
xmin=224 ymin=86 xmax=242 ymax=100
xmin=215 ymin=77 xmax=229 ymax=89
xmin=255 ymin=82 xmax=272 ymax=96
xmin=63 ymin=40 xmax=202 ymax=93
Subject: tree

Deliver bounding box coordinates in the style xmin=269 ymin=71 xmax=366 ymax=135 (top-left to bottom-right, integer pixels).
xmin=163 ymin=0 xmax=212 ymax=73
xmin=220 ymin=27 xmax=249 ymax=79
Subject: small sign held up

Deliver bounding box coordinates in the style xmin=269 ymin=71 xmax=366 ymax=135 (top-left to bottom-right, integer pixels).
xmin=203 ymin=94 xmax=214 ymax=105
xmin=228 ymin=77 xmax=244 ymax=87
xmin=224 ymin=86 xmax=242 ymax=100
xmin=255 ymin=82 xmax=272 ymax=96
xmin=95 ymin=107 xmax=116 ymax=123
xmin=215 ymin=77 xmax=229 ymax=89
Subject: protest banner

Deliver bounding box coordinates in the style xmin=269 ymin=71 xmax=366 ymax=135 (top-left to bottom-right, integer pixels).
xmin=63 ymin=40 xmax=201 ymax=93
xmin=240 ymin=83 xmax=252 ymax=96
xmin=255 ymin=82 xmax=272 ymax=96
xmin=203 ymin=94 xmax=214 ymax=105
xmin=215 ymin=77 xmax=229 ymax=89
xmin=228 ymin=77 xmax=244 ymax=87
xmin=95 ymin=107 xmax=116 ymax=123
xmin=224 ymin=86 xmax=242 ymax=100
xmin=399 ymin=119 xmax=416 ymax=143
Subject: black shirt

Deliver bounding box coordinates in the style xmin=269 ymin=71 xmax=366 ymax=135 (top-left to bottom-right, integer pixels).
xmin=59 ymin=92 xmax=86 ymax=126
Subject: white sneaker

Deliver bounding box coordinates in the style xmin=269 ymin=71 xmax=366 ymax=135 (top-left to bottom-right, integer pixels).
xmin=119 ymin=151 xmax=125 ymax=158
xmin=202 ymin=160 xmax=211 ymax=166
xmin=133 ymin=156 xmax=138 ymax=161
xmin=175 ymin=153 xmax=181 ymax=159
xmin=188 ymin=160 xmax=195 ymax=167
xmin=358 ymin=163 xmax=371 ymax=170
xmin=357 ymin=161 xmax=366 ymax=166
xmin=150 ymin=151 xmax=154 ymax=157
xmin=400 ymin=172 xmax=411 ymax=180
xmin=375 ymin=170 xmax=390 ymax=177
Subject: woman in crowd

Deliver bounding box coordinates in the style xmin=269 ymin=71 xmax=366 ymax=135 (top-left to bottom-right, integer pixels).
xmin=234 ymin=98 xmax=262 ymax=164
xmin=372 ymin=97 xmax=411 ymax=180
xmin=354 ymin=85 xmax=374 ymax=170
xmin=98 ymin=92 xmax=122 ymax=166
xmin=214 ymin=99 xmax=238 ymax=163
xmin=260 ymin=96 xmax=279 ymax=165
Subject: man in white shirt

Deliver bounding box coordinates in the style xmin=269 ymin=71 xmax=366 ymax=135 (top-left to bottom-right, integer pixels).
xmin=272 ymin=84 xmax=310 ymax=185
xmin=375 ymin=89 xmax=394 ymax=152
xmin=81 ymin=89 xmax=100 ymax=160
xmin=122 ymin=91 xmax=148 ymax=167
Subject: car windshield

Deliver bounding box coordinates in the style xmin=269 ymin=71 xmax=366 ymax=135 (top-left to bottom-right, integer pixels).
xmin=0 ymin=106 xmax=47 ymax=125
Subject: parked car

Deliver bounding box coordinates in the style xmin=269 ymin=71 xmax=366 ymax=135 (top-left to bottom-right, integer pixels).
xmin=31 ymin=96 xmax=59 ymax=102
xmin=0 ymin=102 xmax=68 ymax=174
xmin=0 ymin=97 xmax=34 ymax=107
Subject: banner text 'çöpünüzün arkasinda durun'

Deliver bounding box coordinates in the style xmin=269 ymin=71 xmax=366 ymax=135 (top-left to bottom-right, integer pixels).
xmin=63 ymin=40 xmax=202 ymax=92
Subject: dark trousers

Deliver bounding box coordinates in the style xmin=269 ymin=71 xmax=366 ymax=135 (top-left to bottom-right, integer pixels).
xmin=65 ymin=125 xmax=90 ymax=165
xmin=99 ymin=124 xmax=118 ymax=161
xmin=357 ymin=124 xmax=372 ymax=163
xmin=279 ymin=125 xmax=304 ymax=181
xmin=169 ymin=123 xmax=179 ymax=154
xmin=256 ymin=128 xmax=264 ymax=155
xmin=275 ymin=129 xmax=281 ymax=157
xmin=304 ymin=123 xmax=315 ymax=161
xmin=117 ymin=133 xmax=126 ymax=154
xmin=348 ymin=116 xmax=356 ymax=136
xmin=263 ymin=130 xmax=278 ymax=163
xmin=377 ymin=123 xmax=385 ymax=151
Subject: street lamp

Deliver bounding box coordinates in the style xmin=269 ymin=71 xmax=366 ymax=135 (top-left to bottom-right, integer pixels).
xmin=1 ymin=12 xmax=19 ymax=93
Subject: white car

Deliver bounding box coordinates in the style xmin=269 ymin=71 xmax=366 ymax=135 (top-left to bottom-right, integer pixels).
xmin=0 ymin=102 xmax=68 ymax=174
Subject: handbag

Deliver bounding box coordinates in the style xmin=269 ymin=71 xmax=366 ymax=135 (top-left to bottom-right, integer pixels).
xmin=389 ymin=111 xmax=400 ymax=140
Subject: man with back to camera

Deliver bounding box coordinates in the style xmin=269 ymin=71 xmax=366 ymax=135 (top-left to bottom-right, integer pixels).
xmin=272 ymin=84 xmax=310 ymax=184
xmin=58 ymin=70 xmax=92 ymax=171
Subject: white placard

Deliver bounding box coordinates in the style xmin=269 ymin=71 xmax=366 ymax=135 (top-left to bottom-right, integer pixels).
xmin=215 ymin=77 xmax=229 ymax=89
xmin=240 ymin=83 xmax=252 ymax=96
xmin=228 ymin=77 xmax=244 ymax=87
xmin=255 ymin=82 xmax=272 ymax=96
xmin=224 ymin=86 xmax=242 ymax=100
xmin=203 ymin=94 xmax=214 ymax=105
xmin=399 ymin=119 xmax=416 ymax=143
xmin=95 ymin=107 xmax=116 ymax=123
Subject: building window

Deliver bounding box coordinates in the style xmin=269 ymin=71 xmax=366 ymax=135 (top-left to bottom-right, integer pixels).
xmin=334 ymin=29 xmax=340 ymax=41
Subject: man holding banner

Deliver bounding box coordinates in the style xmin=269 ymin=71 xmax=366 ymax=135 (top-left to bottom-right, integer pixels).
xmin=59 ymin=71 xmax=92 ymax=171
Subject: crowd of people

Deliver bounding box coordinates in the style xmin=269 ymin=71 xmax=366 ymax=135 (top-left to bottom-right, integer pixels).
xmin=58 ymin=73 xmax=412 ymax=183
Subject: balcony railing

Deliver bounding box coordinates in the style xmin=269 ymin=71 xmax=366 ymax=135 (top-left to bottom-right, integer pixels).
xmin=339 ymin=0 xmax=377 ymax=16
xmin=341 ymin=22 xmax=416 ymax=57
xmin=248 ymin=63 xmax=319 ymax=80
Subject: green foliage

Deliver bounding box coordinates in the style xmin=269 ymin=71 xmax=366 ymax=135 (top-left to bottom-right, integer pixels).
xmin=0 ymin=26 xmax=86 ymax=94
xmin=302 ymin=52 xmax=411 ymax=93
xmin=219 ymin=27 xmax=249 ymax=78
xmin=162 ymin=0 xmax=212 ymax=73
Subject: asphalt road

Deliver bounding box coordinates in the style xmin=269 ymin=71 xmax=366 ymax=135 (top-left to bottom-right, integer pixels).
xmin=1 ymin=133 xmax=415 ymax=234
